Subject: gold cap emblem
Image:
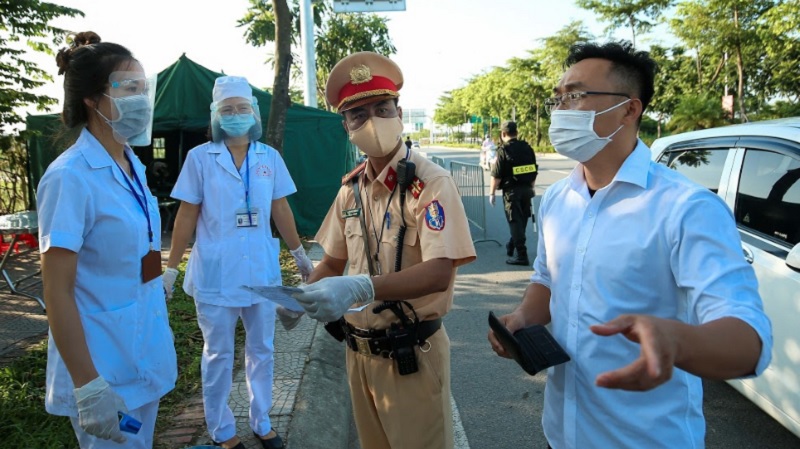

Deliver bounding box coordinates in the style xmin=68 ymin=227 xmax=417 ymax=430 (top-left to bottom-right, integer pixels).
xmin=349 ymin=64 xmax=372 ymax=85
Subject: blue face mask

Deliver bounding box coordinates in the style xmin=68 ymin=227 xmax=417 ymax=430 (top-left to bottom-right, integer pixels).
xmin=220 ymin=114 xmax=256 ymax=137
xmin=96 ymin=94 xmax=152 ymax=143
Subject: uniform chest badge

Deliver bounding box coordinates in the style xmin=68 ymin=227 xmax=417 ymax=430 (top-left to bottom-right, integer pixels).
xmin=424 ymin=200 xmax=445 ymax=231
xmin=256 ymin=165 xmax=272 ymax=177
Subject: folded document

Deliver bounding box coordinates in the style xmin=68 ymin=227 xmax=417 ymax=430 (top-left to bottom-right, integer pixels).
xmin=241 ymin=285 xmax=305 ymax=312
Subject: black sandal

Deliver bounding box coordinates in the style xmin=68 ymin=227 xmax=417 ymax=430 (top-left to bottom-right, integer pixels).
xmin=253 ymin=429 xmax=284 ymax=449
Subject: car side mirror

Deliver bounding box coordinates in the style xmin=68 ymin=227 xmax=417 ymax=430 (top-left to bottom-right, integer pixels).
xmin=787 ymin=244 xmax=800 ymax=273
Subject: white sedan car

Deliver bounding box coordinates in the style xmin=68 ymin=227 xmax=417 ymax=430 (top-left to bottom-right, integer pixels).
xmin=651 ymin=117 xmax=800 ymax=439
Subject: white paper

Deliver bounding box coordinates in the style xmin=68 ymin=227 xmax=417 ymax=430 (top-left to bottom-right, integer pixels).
xmin=346 ymin=304 xmax=370 ymax=313
xmin=241 ymin=285 xmax=305 ymax=313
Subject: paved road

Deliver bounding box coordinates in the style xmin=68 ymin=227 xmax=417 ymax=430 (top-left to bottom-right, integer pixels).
xmin=424 ymin=145 xmax=800 ymax=449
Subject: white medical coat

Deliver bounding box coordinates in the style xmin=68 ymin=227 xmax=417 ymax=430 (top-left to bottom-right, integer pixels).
xmin=37 ymin=129 xmax=177 ymax=416
xmin=171 ymin=141 xmax=296 ymax=307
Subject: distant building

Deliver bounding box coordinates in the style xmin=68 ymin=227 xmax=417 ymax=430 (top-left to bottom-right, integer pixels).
xmin=403 ymin=108 xmax=426 ymax=134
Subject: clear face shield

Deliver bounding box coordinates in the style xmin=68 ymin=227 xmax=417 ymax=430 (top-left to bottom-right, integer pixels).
xmin=101 ymin=71 xmax=156 ymax=147
xmin=210 ymin=97 xmax=262 ymax=143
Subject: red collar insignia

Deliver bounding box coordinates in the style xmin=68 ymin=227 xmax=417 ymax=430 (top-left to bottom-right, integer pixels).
xmin=408 ymin=177 xmax=425 ymax=199
xmin=384 ymin=167 xmax=398 ymax=190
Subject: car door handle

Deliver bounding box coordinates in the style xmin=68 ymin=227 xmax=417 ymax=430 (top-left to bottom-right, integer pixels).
xmin=742 ymin=246 xmax=754 ymax=264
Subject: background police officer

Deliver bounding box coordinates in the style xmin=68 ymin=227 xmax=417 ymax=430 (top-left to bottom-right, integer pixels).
xmin=292 ymin=51 xmax=476 ymax=449
xmin=490 ymin=121 xmax=537 ymax=265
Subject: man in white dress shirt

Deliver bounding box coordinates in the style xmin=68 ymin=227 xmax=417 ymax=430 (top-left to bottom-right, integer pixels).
xmin=488 ymin=40 xmax=773 ymax=449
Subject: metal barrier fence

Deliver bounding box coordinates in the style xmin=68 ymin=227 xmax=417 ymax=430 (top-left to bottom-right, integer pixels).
xmin=449 ymin=161 xmax=501 ymax=246
xmin=430 ymin=155 xmax=446 ymax=168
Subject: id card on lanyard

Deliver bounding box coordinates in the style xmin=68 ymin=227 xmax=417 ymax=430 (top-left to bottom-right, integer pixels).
xmin=232 ymin=144 xmax=260 ymax=228
xmin=114 ymin=152 xmax=161 ymax=284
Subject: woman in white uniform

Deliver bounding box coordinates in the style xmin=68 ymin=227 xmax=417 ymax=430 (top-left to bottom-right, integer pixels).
xmin=162 ymin=76 xmax=312 ymax=449
xmin=38 ymin=31 xmax=177 ymax=448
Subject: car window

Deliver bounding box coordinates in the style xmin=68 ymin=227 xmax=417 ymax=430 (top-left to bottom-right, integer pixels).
xmin=662 ymin=149 xmax=730 ymax=193
xmin=735 ymin=149 xmax=800 ymax=246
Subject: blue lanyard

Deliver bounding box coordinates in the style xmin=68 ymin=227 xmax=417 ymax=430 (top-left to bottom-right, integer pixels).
xmin=113 ymin=152 xmax=153 ymax=248
xmin=228 ymin=144 xmax=252 ymax=222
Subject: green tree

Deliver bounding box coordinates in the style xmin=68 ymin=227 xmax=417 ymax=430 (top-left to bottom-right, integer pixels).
xmin=239 ymin=0 xmax=395 ymax=110
xmin=434 ymin=89 xmax=469 ymax=130
xmin=671 ymin=0 xmax=776 ymax=122
xmin=265 ymin=0 xmax=293 ymax=153
xmin=0 ymin=0 xmax=82 ymax=143
xmin=758 ymin=0 xmax=800 ymax=102
xmin=576 ymin=0 xmax=673 ymax=47
xmin=649 ymin=45 xmax=697 ymax=137
xmin=531 ymin=21 xmax=594 ymax=88
xmin=313 ymin=12 xmax=395 ymax=109
xmin=432 ymin=21 xmax=593 ymax=147
xmin=668 ymin=93 xmax=728 ymax=132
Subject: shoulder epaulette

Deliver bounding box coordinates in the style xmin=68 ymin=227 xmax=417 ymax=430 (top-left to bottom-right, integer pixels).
xmin=341 ymin=161 xmax=367 ymax=186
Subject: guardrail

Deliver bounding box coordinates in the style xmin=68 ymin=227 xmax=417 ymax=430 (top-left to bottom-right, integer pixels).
xmin=449 ymin=161 xmax=500 ymax=246
xmin=430 ymin=155 xmax=446 ymax=169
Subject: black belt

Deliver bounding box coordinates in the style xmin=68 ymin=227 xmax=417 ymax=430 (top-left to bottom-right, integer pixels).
xmin=343 ymin=318 xmax=442 ymax=358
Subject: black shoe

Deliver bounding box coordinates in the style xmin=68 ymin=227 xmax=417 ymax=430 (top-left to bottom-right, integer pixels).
xmin=506 ymin=240 xmax=514 ymax=257
xmin=212 ymin=441 xmax=245 ymax=449
xmin=505 ymin=256 xmax=530 ymax=266
xmin=254 ymin=430 xmax=285 ymax=449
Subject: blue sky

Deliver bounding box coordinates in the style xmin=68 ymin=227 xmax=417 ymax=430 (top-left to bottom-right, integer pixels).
xmin=28 ymin=0 xmax=669 ymax=119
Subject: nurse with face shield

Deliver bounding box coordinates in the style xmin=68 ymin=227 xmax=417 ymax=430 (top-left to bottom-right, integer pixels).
xmin=163 ymin=76 xmax=310 ymax=449
xmin=37 ymin=31 xmax=177 ymax=448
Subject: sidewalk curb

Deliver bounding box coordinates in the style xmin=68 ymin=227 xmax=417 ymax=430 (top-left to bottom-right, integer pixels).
xmin=286 ymin=321 xmax=351 ymax=449
xmin=286 ymin=242 xmax=352 ymax=449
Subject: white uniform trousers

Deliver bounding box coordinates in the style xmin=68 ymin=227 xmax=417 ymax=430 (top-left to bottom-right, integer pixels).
xmin=196 ymin=301 xmax=276 ymax=443
xmin=70 ymin=399 xmax=159 ymax=449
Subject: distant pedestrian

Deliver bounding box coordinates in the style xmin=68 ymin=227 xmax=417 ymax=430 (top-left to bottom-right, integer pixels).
xmin=489 ymin=121 xmax=537 ymax=265
xmin=405 ymin=135 xmax=413 ymax=150
xmin=38 ymin=31 xmax=177 ymax=447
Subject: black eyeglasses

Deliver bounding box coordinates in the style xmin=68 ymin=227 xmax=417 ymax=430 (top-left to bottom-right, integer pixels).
xmin=544 ymin=91 xmax=631 ymax=114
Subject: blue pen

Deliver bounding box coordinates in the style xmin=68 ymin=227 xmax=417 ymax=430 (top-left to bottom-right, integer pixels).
xmin=385 ymin=212 xmax=391 ymax=229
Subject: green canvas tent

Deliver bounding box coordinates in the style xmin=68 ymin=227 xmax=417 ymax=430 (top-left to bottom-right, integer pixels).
xmin=26 ymin=54 xmax=356 ymax=236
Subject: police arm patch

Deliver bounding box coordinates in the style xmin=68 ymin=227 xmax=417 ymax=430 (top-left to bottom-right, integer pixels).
xmin=424 ymin=200 xmax=446 ymax=231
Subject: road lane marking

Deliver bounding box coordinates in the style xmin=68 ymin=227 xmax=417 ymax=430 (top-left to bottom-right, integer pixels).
xmin=452 ymin=393 xmax=471 ymax=449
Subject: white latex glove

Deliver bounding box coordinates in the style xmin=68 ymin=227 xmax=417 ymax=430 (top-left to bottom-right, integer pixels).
xmin=162 ymin=267 xmax=179 ymax=300
xmin=292 ymin=274 xmax=374 ymax=322
xmin=290 ymin=245 xmax=314 ymax=282
xmin=73 ymin=376 xmax=128 ymax=443
xmin=489 ymin=194 xmax=496 ymax=207
xmin=276 ymin=305 xmax=304 ymax=331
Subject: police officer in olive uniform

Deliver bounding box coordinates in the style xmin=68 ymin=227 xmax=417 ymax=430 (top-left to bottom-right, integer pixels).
xmin=291 ymin=52 xmax=477 ymax=449
xmin=490 ymin=121 xmax=537 ymax=265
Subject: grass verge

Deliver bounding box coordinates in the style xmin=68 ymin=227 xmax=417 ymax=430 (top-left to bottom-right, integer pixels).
xmin=0 ymin=242 xmax=303 ymax=448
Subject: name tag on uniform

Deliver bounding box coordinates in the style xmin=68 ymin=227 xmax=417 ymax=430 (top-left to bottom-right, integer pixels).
xmin=513 ymin=164 xmax=537 ymax=175
xmin=236 ymin=207 xmax=259 ymax=227
xmin=342 ymin=208 xmax=361 ymax=219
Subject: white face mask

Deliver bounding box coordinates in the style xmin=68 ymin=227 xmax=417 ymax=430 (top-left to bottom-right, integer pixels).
xmin=548 ymin=99 xmax=631 ymax=163
xmin=348 ymin=116 xmax=403 ymax=158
